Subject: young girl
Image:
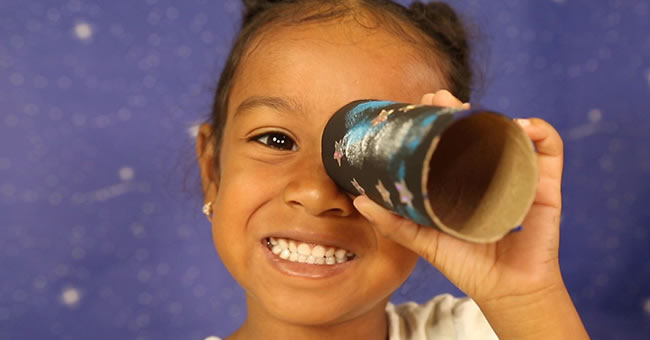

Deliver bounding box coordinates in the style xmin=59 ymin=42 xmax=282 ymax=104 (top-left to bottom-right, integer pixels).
xmin=196 ymin=1 xmax=590 ymax=339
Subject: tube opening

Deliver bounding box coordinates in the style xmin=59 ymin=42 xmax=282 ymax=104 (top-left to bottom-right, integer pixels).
xmin=425 ymin=113 xmax=537 ymax=242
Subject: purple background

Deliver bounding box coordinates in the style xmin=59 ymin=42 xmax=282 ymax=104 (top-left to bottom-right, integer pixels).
xmin=1 ymin=0 xmax=649 ymax=339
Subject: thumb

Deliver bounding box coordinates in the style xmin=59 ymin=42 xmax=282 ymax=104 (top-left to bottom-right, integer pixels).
xmin=421 ymin=90 xmax=470 ymax=109
xmin=353 ymin=195 xmax=442 ymax=261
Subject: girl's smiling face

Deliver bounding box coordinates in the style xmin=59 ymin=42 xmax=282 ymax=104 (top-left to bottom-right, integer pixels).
xmin=199 ymin=20 xmax=444 ymax=327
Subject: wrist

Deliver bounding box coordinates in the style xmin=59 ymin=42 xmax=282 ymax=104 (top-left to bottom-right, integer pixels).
xmin=477 ymin=282 xmax=589 ymax=340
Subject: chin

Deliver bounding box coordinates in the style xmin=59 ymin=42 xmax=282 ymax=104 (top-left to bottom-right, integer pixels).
xmin=251 ymin=287 xmax=389 ymax=327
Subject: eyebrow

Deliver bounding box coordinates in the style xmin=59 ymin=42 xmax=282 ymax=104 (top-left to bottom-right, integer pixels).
xmin=233 ymin=96 xmax=306 ymax=118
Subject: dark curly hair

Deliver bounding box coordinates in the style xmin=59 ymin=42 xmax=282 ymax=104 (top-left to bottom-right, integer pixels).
xmin=204 ymin=0 xmax=473 ymax=173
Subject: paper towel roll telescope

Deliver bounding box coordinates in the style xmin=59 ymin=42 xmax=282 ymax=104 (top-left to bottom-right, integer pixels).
xmin=321 ymin=100 xmax=538 ymax=243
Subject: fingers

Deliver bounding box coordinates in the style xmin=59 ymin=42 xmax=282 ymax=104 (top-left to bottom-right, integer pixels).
xmin=514 ymin=118 xmax=564 ymax=182
xmin=420 ymin=90 xmax=470 ymax=110
xmin=514 ymin=118 xmax=563 ymax=157
xmin=421 ymin=93 xmax=436 ymax=105
xmin=514 ymin=118 xmax=564 ymax=209
xmin=353 ymin=195 xmax=442 ymax=260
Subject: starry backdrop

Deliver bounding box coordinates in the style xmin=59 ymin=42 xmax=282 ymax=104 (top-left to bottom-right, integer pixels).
xmin=0 ymin=0 xmax=649 ymax=339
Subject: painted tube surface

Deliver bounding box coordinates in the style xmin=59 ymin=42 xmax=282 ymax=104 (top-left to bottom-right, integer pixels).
xmin=321 ymin=100 xmax=538 ymax=243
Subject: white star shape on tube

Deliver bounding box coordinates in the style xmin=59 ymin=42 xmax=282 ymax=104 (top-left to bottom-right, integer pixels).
xmin=333 ymin=139 xmax=344 ymax=167
xmin=351 ymin=178 xmax=365 ymax=195
xmin=375 ymin=179 xmax=393 ymax=207
xmin=394 ymin=179 xmax=414 ymax=208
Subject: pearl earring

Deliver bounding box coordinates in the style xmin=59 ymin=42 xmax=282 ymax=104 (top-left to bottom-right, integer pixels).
xmin=202 ymin=201 xmax=213 ymax=221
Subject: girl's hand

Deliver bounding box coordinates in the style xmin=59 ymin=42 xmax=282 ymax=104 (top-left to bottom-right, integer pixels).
xmin=353 ymin=90 xmax=588 ymax=339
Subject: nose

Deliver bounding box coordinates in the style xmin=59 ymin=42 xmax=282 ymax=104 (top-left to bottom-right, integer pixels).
xmin=283 ymin=156 xmax=354 ymax=217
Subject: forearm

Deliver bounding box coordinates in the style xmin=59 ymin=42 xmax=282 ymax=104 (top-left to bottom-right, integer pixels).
xmin=478 ymin=285 xmax=590 ymax=340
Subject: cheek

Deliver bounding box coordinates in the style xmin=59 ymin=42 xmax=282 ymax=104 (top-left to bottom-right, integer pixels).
xmin=374 ymin=237 xmax=419 ymax=285
xmin=216 ymin=138 xmax=281 ymax=208
xmin=209 ymin=174 xmax=279 ymax=291
xmin=212 ymin=161 xmax=276 ymax=232
xmin=210 ymin=142 xmax=293 ymax=243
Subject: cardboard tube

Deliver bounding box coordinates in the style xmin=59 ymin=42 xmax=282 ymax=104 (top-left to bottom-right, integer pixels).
xmin=321 ymin=100 xmax=538 ymax=243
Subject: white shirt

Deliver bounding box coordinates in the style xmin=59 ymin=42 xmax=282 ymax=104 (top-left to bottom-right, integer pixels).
xmin=386 ymin=294 xmax=499 ymax=339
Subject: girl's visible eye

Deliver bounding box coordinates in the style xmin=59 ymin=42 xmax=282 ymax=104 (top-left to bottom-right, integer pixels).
xmin=251 ymin=132 xmax=298 ymax=151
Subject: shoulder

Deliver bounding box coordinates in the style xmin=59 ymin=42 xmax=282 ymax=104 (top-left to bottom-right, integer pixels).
xmin=385 ymin=294 xmax=499 ymax=340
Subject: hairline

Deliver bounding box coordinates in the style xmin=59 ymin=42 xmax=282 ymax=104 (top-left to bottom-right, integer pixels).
xmin=227 ymin=5 xmax=450 ymax=119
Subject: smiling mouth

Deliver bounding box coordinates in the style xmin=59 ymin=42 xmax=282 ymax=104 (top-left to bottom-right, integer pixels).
xmin=265 ymin=237 xmax=356 ymax=265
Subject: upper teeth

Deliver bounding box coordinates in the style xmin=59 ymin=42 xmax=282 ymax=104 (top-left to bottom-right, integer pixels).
xmin=267 ymin=237 xmax=355 ymax=265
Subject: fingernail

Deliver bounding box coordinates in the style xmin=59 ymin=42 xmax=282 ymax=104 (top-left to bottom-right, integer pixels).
xmin=421 ymin=93 xmax=436 ymax=104
xmin=461 ymin=103 xmax=471 ymax=110
xmin=515 ymin=118 xmax=530 ymax=127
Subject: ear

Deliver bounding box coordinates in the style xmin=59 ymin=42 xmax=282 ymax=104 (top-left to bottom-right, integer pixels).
xmin=196 ymin=123 xmax=219 ymax=203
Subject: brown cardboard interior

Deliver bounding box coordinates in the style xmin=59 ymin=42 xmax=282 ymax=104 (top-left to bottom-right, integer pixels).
xmin=425 ymin=113 xmax=537 ymax=243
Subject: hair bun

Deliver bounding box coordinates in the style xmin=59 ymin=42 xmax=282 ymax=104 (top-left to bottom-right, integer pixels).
xmin=409 ymin=2 xmax=460 ymax=22
xmin=408 ymin=1 xmax=472 ymax=101
xmin=408 ymin=1 xmax=467 ymax=51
